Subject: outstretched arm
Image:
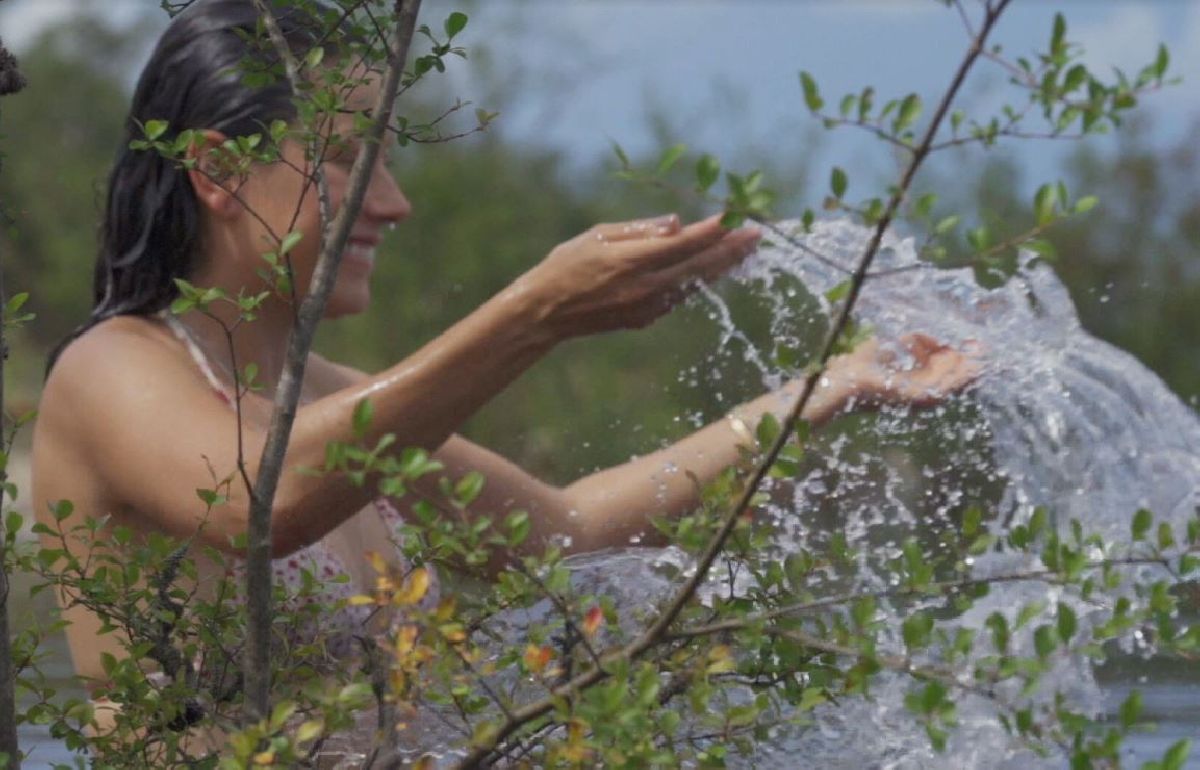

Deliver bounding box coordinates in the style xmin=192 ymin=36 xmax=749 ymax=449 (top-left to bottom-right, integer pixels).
xmin=405 ymin=333 xmax=980 ymax=557
xmin=37 ymin=215 xmax=759 ymax=558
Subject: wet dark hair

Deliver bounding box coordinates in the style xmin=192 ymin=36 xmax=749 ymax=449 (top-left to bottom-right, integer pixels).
xmin=48 ymin=0 xmax=345 ymax=370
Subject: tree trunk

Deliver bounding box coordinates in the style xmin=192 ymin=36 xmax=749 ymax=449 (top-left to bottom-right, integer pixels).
xmin=0 ymin=34 xmax=28 ymax=770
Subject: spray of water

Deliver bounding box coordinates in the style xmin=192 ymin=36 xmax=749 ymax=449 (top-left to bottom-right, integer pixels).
xmin=402 ymin=218 xmax=1197 ymax=767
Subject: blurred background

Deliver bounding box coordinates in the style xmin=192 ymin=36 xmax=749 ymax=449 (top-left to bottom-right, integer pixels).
xmin=0 ymin=0 xmax=1196 ymax=480
xmin=2 ymin=2 xmax=1198 ymax=764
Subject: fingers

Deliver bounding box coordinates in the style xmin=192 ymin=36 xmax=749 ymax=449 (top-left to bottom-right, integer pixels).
xmin=899 ymin=332 xmax=947 ymax=365
xmin=652 ymin=226 xmax=761 ymax=304
xmin=590 ymin=214 xmax=683 ymax=243
xmin=613 ymin=214 xmax=759 ymax=270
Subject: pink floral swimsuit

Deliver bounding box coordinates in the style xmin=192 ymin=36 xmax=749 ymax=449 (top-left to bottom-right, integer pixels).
xmin=163 ymin=315 xmax=438 ymax=657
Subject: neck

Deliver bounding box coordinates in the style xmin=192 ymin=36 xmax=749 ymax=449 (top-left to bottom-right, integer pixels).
xmin=176 ymin=292 xmax=299 ymax=398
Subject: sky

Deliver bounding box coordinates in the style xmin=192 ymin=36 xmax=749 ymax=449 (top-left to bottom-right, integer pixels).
xmin=1 ymin=1 xmax=1196 ymax=191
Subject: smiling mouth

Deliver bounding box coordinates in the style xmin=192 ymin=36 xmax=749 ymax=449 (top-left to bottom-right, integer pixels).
xmin=344 ymin=242 xmax=377 ymax=268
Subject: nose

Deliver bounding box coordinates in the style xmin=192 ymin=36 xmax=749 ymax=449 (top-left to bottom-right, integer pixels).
xmin=363 ymin=163 xmax=412 ymax=224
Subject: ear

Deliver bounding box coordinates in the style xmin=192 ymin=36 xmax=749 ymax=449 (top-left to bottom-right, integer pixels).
xmin=185 ymin=130 xmax=239 ymax=219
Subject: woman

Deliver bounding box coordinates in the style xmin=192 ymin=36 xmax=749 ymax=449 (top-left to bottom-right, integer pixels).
xmin=31 ymin=0 xmax=975 ymax=744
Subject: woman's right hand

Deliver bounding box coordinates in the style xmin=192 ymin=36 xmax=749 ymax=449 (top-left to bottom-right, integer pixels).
xmin=514 ymin=213 xmax=761 ymax=340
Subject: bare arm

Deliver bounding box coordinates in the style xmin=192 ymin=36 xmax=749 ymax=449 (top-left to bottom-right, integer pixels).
xmin=416 ymin=380 xmax=851 ymax=556
xmin=37 ymin=215 xmax=758 ymax=556
xmin=368 ymin=333 xmax=978 ymax=557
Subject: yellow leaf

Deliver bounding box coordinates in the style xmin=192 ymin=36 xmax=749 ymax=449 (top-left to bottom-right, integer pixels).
xmin=348 ymin=594 xmax=377 ymax=606
xmin=435 ymin=595 xmax=457 ymax=622
xmin=394 ymin=567 xmax=430 ymax=606
xmin=252 ymin=750 xmax=276 ymax=766
xmin=295 ymin=719 xmax=324 ymax=743
xmin=439 ymin=623 xmax=466 ymax=644
xmin=522 ymin=644 xmax=552 ymax=674
xmin=395 ymin=625 xmax=419 ymax=657
xmin=367 ymin=550 xmax=389 ymax=574
xmin=706 ymin=644 xmax=735 ymax=675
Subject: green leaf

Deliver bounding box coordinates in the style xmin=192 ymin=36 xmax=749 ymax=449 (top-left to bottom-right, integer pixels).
xmin=966 ymin=226 xmax=991 ymax=252
xmin=270 ymin=701 xmax=297 ymax=731
xmin=902 ymin=612 xmax=934 ymax=651
xmin=352 ymin=398 xmax=374 ymax=438
xmin=1116 ymin=688 xmax=1144 ymax=729
xmin=1062 ymin=64 xmax=1088 ymax=93
xmin=454 ymin=471 xmax=485 ymax=507
xmin=1131 ymin=508 xmax=1153 ymax=541
xmin=695 ymin=154 xmax=720 ymax=192
xmin=1162 ymin=738 xmax=1191 ymax=770
xmin=755 ymin=412 xmax=780 ymax=448
xmin=1056 ymin=603 xmax=1077 ymax=643
xmin=893 ymin=93 xmax=922 ymax=134
xmin=913 ymin=192 xmax=937 ymax=220
xmin=145 ymin=119 xmax=169 ymax=141
xmin=934 ymin=215 xmax=959 ymax=236
xmin=611 ymin=141 xmax=630 ymax=169
xmin=5 ymin=292 xmax=29 ymax=316
xmin=962 ymin=505 xmax=983 ymax=538
xmin=1023 ymin=239 xmax=1057 ymax=260
xmin=1073 ymin=195 xmax=1099 ymax=214
xmin=505 ymin=510 xmax=530 ymax=546
xmin=1050 ymin=13 xmax=1067 ymax=55
xmin=830 ymin=166 xmax=848 ymax=199
xmin=799 ymin=71 xmax=824 ymax=112
xmin=720 ymin=210 xmax=746 ymax=229
xmin=445 ymin=11 xmax=468 ymax=38
xmin=986 ymin=612 xmax=1010 ymax=652
xmin=305 ymin=46 xmax=326 ymax=69
xmin=1033 ymin=183 xmax=1058 ymax=226
xmin=839 ymin=93 xmax=857 ymax=119
xmin=857 ymin=86 xmax=875 ymax=121
xmin=824 ymin=279 xmax=852 ymax=304
xmin=1154 ymin=44 xmax=1170 ymax=79
xmin=851 ymin=596 xmax=876 ymax=629
xmin=1033 ymin=624 xmax=1056 ymax=658
xmin=1157 ymin=522 xmax=1176 ymax=550
xmin=656 ymin=143 xmax=687 ymax=176
xmin=280 ymin=231 xmax=303 ymax=256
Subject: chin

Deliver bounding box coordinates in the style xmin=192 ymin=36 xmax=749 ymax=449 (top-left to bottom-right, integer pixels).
xmin=323 ymin=288 xmax=371 ymax=318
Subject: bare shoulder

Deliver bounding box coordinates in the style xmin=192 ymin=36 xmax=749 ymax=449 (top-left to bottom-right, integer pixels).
xmin=40 ymin=315 xmax=209 ymax=440
xmin=45 ymin=316 xmax=178 ymax=395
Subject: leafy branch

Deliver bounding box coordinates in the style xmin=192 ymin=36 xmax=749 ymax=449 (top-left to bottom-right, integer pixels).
xmin=240 ymin=0 xmax=425 ymax=724
xmin=451 ymin=2 xmax=1016 ymax=765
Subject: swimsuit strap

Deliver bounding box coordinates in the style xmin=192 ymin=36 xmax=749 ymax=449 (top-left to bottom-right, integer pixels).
xmin=161 ymin=313 xmax=234 ymax=404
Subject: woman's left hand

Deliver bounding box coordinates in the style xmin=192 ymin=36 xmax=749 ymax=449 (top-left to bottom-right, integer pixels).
xmin=827 ymin=333 xmax=981 ymax=408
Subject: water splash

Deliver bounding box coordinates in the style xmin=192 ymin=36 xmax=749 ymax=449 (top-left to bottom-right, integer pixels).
xmin=412 ymin=218 xmax=1198 ymax=767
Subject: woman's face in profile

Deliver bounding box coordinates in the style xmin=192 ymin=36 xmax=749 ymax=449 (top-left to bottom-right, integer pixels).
xmin=231 ymin=69 xmax=412 ymax=318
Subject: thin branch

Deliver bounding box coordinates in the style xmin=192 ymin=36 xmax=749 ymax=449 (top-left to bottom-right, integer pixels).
xmin=506 ymin=558 xmax=604 ymax=669
xmin=242 ymin=0 xmax=424 ymax=722
xmin=810 ymin=114 xmax=915 ymax=154
xmin=673 ymin=549 xmax=1189 ymax=641
xmin=639 ymin=0 xmax=1014 ymax=661
xmin=952 ymin=0 xmax=976 ymax=39
xmin=445 ymin=637 xmax=517 ymax=723
xmin=450 ymin=5 xmax=1014 ymax=764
